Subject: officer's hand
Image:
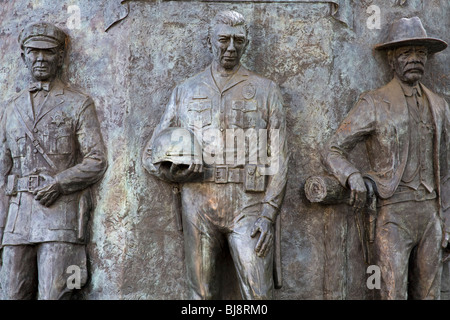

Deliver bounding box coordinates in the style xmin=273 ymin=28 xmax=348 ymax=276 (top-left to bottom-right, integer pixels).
xmin=250 ymin=217 xmax=273 ymax=258
xmin=348 ymin=172 xmax=367 ymax=209
xmin=33 ymin=174 xmax=62 ymax=207
xmin=142 ymin=148 xmax=159 ymax=174
xmin=147 ymin=163 xmax=159 ymax=174
xmin=168 ymin=162 xmax=203 ymax=182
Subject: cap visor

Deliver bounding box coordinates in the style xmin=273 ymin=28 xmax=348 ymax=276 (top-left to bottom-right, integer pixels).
xmin=23 ymin=39 xmax=60 ymax=49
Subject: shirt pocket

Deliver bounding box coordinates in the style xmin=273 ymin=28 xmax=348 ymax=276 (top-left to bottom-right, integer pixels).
xmin=44 ymin=124 xmax=73 ymax=155
xmin=55 ymin=131 xmax=72 ymax=155
xmin=9 ymin=129 xmax=26 ymax=158
xmin=231 ymin=100 xmax=258 ymax=128
xmin=187 ymin=100 xmax=212 ymax=128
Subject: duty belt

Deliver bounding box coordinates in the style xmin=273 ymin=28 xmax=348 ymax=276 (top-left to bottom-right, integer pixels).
xmin=377 ymin=186 xmax=437 ymax=207
xmin=203 ymin=166 xmax=244 ymax=184
xmin=6 ymin=175 xmax=42 ymax=195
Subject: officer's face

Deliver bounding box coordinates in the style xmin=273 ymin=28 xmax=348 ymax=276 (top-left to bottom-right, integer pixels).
xmin=209 ymin=23 xmax=248 ymax=70
xmin=390 ymin=45 xmax=428 ymax=85
xmin=22 ymin=46 xmax=63 ymax=81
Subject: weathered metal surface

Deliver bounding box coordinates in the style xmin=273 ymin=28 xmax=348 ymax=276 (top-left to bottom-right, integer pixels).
xmin=0 ymin=0 xmax=448 ymax=300
xmin=0 ymin=21 xmax=107 ymax=299
xmin=321 ymin=16 xmax=449 ymax=299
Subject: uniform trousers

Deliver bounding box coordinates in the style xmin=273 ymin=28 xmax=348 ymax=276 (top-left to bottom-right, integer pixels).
xmin=0 ymin=242 xmax=87 ymax=300
xmin=181 ymin=182 xmax=274 ymax=300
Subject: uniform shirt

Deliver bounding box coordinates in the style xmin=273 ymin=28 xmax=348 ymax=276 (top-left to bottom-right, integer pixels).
xmin=0 ymin=79 xmax=107 ymax=245
xmin=143 ymin=64 xmax=288 ymax=222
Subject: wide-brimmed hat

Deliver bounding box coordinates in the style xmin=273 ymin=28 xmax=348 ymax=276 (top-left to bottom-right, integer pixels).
xmin=18 ymin=22 xmax=67 ymax=50
xmin=374 ymin=17 xmax=447 ymax=54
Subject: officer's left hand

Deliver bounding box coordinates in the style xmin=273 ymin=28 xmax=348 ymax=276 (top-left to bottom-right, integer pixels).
xmin=168 ymin=162 xmax=203 ymax=183
xmin=250 ymin=217 xmax=273 ymax=258
xmin=34 ymin=174 xmax=62 ymax=207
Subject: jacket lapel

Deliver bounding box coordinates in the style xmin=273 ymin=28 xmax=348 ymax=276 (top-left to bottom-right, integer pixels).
xmin=380 ymin=78 xmax=410 ymax=195
xmin=34 ymin=80 xmax=65 ymax=126
xmin=13 ymin=91 xmax=35 ymax=130
xmin=421 ymin=83 xmax=444 ymax=198
xmin=383 ymin=78 xmax=408 ymax=116
xmin=14 ymin=90 xmax=34 ymax=124
xmin=421 ymin=83 xmax=443 ymax=130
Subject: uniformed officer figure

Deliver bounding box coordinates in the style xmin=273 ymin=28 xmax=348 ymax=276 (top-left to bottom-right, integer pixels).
xmin=0 ymin=22 xmax=107 ymax=299
xmin=143 ymin=11 xmax=288 ymax=299
xmin=322 ymin=17 xmax=449 ymax=299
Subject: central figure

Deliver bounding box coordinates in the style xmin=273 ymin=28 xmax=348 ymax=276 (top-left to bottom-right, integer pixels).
xmin=142 ymin=10 xmax=288 ymax=299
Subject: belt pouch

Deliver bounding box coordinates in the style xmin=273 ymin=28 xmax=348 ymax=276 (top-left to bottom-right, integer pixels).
xmin=6 ymin=175 xmax=18 ymax=196
xmin=244 ymin=164 xmax=266 ymax=192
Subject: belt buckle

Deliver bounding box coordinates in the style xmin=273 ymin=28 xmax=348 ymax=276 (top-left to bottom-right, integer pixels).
xmin=28 ymin=175 xmax=40 ymax=192
xmin=215 ymin=166 xmax=228 ymax=184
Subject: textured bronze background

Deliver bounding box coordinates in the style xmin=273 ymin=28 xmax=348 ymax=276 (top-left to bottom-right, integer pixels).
xmin=0 ymin=0 xmax=449 ymax=299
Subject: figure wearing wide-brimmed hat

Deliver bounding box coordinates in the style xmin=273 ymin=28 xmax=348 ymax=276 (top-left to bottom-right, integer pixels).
xmin=374 ymin=16 xmax=447 ymax=54
xmin=322 ymin=17 xmax=449 ymax=299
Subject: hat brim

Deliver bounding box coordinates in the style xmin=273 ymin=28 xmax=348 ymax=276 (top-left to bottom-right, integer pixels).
xmin=374 ymin=37 xmax=448 ymax=54
xmin=23 ymin=39 xmax=60 ymax=49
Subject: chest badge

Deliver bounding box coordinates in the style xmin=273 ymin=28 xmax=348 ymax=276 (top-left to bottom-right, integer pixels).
xmin=51 ymin=112 xmax=67 ymax=127
xmin=242 ymin=83 xmax=256 ymax=100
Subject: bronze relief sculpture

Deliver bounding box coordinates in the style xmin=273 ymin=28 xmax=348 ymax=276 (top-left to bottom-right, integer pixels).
xmin=321 ymin=17 xmax=449 ymax=299
xmin=0 ymin=22 xmax=107 ymax=299
xmin=143 ymin=10 xmax=288 ymax=299
xmin=1 ymin=5 xmax=447 ymax=302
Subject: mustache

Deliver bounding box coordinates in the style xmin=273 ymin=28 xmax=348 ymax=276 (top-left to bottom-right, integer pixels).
xmin=404 ymin=61 xmax=424 ymax=72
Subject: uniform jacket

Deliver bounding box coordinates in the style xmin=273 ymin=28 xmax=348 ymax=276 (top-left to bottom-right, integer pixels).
xmin=322 ymin=78 xmax=450 ymax=229
xmin=143 ymin=64 xmax=289 ymax=222
xmin=0 ymin=79 xmax=107 ymax=245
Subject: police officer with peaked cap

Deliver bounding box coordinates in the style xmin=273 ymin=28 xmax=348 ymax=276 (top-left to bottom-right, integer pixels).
xmin=0 ymin=22 xmax=107 ymax=299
